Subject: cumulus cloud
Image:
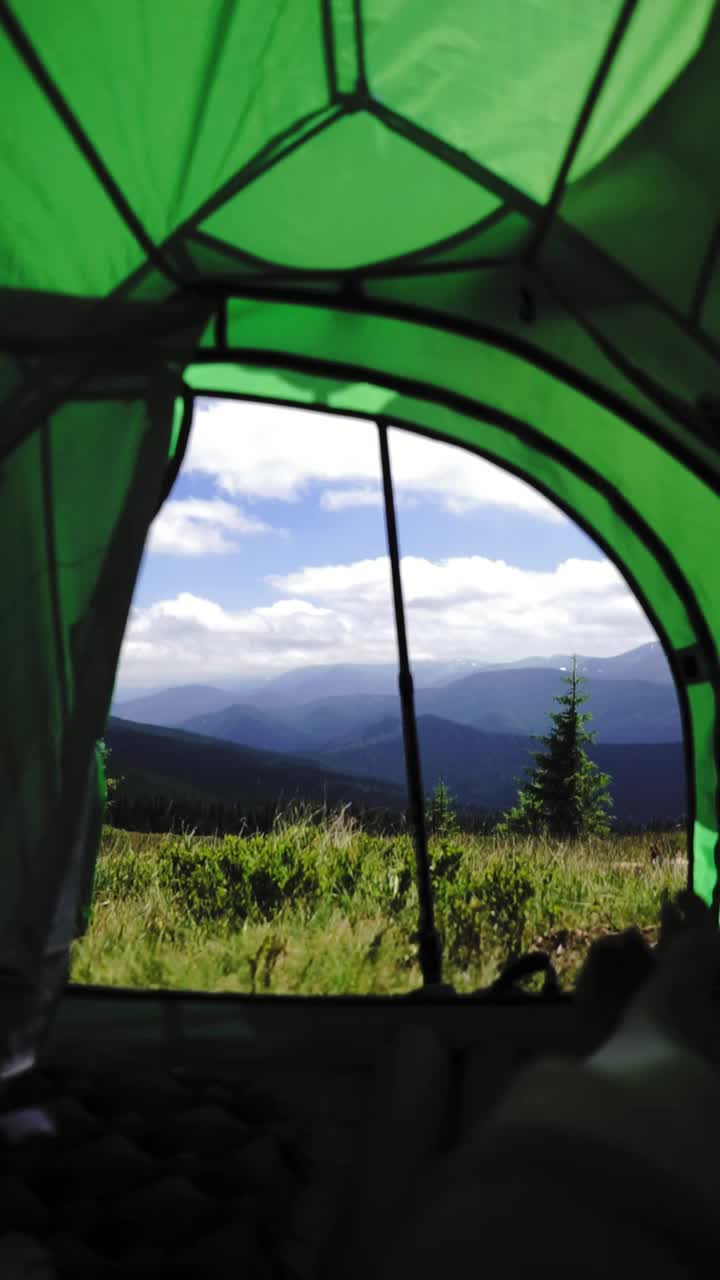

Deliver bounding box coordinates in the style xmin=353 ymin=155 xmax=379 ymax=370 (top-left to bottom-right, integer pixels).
xmin=120 ymin=591 xmax=346 ymax=686
xmin=146 ymin=497 xmax=275 ymax=556
xmin=270 ymin=555 xmax=650 ymax=658
xmin=184 ymin=399 xmax=564 ymax=522
xmin=320 ymin=487 xmax=382 ymax=511
xmin=117 ymin=554 xmax=653 ymax=689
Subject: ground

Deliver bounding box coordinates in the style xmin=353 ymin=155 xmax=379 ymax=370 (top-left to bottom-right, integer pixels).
xmin=71 ymin=819 xmax=687 ymax=995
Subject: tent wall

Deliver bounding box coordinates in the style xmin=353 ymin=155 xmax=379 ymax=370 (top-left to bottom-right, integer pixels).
xmin=0 ymin=385 xmax=179 ymax=1063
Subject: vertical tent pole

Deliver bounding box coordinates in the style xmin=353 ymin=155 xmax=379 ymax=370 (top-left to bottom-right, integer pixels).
xmin=377 ymin=422 xmax=443 ymax=988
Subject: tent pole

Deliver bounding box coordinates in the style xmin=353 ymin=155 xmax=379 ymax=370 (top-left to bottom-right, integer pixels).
xmin=377 ymin=422 xmax=443 ymax=987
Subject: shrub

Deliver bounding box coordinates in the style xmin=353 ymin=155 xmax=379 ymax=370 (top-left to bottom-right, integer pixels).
xmin=476 ymin=854 xmax=535 ymax=961
xmin=92 ymin=849 xmax=154 ymax=902
xmin=383 ymin=839 xmax=417 ymax=917
xmin=153 ymin=828 xmax=324 ymax=924
xmin=227 ymin=831 xmax=320 ymax=918
xmin=158 ymin=838 xmax=228 ymax=923
xmin=429 ymin=842 xmax=478 ymax=968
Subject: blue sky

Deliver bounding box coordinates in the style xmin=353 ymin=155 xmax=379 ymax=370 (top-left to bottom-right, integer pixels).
xmin=117 ymin=398 xmax=654 ymax=694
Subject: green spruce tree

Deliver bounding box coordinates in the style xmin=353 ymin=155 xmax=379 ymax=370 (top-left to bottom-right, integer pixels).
xmin=426 ymin=778 xmax=457 ymax=836
xmin=499 ymin=657 xmax=612 ymax=839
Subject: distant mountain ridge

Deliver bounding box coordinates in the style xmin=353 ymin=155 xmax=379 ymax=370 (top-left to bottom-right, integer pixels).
xmin=104 ymin=712 xmax=685 ymax=828
xmin=113 ymin=684 xmax=246 ymax=728
xmin=112 ymin=642 xmax=677 ymax=741
xmin=482 ymin=642 xmax=671 ymax=685
xmin=183 ymin=704 xmax=316 ymax=755
xmin=105 ymin=717 xmax=405 ymax=815
xmin=178 ymin=666 xmax=680 ymax=751
xmin=415 ymin=667 xmax=679 ymax=742
xmin=308 ymin=714 xmax=685 ymax=826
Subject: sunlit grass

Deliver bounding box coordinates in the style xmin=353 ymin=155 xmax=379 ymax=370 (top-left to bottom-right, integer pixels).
xmin=71 ymin=816 xmax=686 ymax=995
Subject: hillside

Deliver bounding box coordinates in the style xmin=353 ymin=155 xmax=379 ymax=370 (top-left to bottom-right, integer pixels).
xmin=244 ymin=659 xmax=491 ymax=707
xmin=244 ymin=643 xmax=673 ymax=707
xmin=183 ymin=704 xmax=315 ymax=755
xmin=415 ymin=668 xmax=680 ymax=742
xmin=311 ymin=715 xmax=685 ymax=825
xmin=113 ymin=684 xmax=238 ymax=727
xmin=274 ymin=671 xmax=681 ymax=747
xmin=112 ymin=643 xmax=675 ymax=733
xmin=104 ymin=717 xmax=406 ymax=815
xmin=486 ymin=641 xmax=672 ymax=684
xmin=105 ymin=702 xmax=686 ymax=828
xmin=179 ymin=669 xmax=679 ymax=753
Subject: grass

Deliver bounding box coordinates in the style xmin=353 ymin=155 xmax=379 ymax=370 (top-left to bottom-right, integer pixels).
xmin=70 ymin=812 xmax=687 ymax=995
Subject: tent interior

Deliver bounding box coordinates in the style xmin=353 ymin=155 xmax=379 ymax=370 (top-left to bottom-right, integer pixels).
xmin=1 ymin=0 xmax=720 ymax=1272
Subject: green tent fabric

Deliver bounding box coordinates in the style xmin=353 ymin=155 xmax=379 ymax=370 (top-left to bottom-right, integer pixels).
xmin=1 ymin=0 xmax=719 ymax=1013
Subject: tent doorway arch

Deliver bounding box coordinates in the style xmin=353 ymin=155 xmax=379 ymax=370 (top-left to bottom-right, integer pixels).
xmin=179 ymin=290 xmax=714 ymax=907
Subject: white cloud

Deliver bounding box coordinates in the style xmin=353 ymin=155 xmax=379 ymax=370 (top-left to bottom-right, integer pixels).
xmin=120 ymin=590 xmax=346 ymax=687
xmin=269 ymin=555 xmax=650 ymax=657
xmin=320 ymin=486 xmax=420 ymax=512
xmin=320 ymin=487 xmax=382 ymax=511
xmin=146 ymin=497 xmax=275 ymax=556
xmin=184 ymin=399 xmax=564 ymax=522
xmin=117 ymin=555 xmax=654 ymax=689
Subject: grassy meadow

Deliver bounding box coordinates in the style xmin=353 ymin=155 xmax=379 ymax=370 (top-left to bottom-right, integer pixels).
xmin=70 ymin=811 xmax=687 ymax=995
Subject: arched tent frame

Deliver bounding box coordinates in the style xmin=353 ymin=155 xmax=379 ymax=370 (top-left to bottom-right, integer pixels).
xmin=1 ymin=0 xmax=720 ymax=1061
xmin=179 ymin=285 xmax=716 ymax=876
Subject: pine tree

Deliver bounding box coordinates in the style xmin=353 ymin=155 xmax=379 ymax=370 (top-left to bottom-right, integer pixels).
xmin=499 ymin=657 xmax=613 ymax=839
xmin=426 ymin=778 xmax=457 ymax=836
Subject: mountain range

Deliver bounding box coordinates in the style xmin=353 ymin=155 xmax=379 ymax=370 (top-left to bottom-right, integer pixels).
xmin=107 ymin=643 xmax=686 ymax=828
xmin=105 ymin=711 xmax=684 ymax=829
xmin=113 ymin=642 xmax=674 ymax=729
xmin=114 ymin=642 xmax=680 ymax=745
xmin=307 ymin=714 xmax=685 ymax=825
xmin=105 ymin=718 xmax=405 ymax=815
xmin=177 ymin=670 xmax=679 ymax=753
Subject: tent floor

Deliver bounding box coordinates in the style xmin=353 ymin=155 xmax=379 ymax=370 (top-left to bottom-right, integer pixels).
xmin=0 ymin=1060 xmax=339 ymax=1279
xmin=0 ymin=988 xmax=580 ymax=1277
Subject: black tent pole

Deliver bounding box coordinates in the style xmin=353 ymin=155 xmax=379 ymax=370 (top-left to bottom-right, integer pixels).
xmin=377 ymin=422 xmax=443 ymax=988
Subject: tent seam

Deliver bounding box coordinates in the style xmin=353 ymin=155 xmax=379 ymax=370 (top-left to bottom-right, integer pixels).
xmin=526 ymin=0 xmax=641 ymax=262
xmin=320 ymin=0 xmax=338 ymax=101
xmin=368 ymin=101 xmax=542 ymax=218
xmin=185 ymin=206 xmax=514 ymax=281
xmin=690 ymin=218 xmax=720 ymax=327
xmin=161 ymin=106 xmax=342 ymax=251
xmin=534 ymin=265 xmax=715 ymax=441
xmin=40 ymin=423 xmax=69 ymax=727
xmin=0 ymin=1 xmax=182 ymax=289
xmin=352 ymin=0 xmax=368 ymax=93
xmin=190 ymin=286 xmax=720 ymax=487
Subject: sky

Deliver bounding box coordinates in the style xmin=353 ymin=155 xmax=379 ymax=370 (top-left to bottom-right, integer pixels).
xmin=115 ymin=397 xmax=655 ymax=695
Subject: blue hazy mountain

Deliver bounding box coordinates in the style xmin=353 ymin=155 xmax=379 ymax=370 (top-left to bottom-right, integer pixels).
xmin=308 ymin=714 xmax=685 ymax=826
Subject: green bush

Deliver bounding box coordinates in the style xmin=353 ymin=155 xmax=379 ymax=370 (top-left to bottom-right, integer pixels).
xmin=154 ymin=830 xmax=322 ymax=924
xmin=317 ymin=835 xmax=369 ymax=907
xmin=382 ymin=839 xmax=416 ymax=917
xmin=227 ymin=831 xmax=320 ymax=918
xmin=92 ymin=849 xmax=154 ymax=901
xmin=476 ymin=854 xmax=535 ymax=961
xmin=430 ymin=843 xmax=482 ymax=969
xmin=158 ymin=838 xmax=228 ymax=923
